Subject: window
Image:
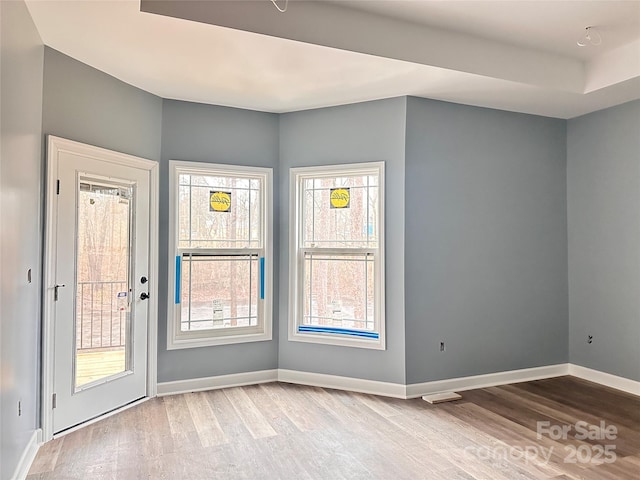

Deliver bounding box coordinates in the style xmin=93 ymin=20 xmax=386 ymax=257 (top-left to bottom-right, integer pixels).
xmin=289 ymin=162 xmax=385 ymax=349
xmin=168 ymin=161 xmax=272 ymax=349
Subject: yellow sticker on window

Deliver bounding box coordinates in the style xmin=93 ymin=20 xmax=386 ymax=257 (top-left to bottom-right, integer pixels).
xmin=330 ymin=188 xmax=350 ymax=209
xmin=210 ymin=191 xmax=231 ymax=212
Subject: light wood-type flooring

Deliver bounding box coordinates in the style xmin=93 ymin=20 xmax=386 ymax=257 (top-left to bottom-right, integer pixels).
xmin=28 ymin=376 xmax=640 ymax=479
xmin=76 ymin=349 xmax=125 ymax=387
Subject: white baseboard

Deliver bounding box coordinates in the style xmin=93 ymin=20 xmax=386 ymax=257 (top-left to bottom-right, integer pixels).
xmin=277 ymin=369 xmax=406 ymax=398
xmin=11 ymin=429 xmax=42 ymax=480
xmin=157 ymin=369 xmax=278 ymax=396
xmin=568 ymin=364 xmax=640 ymax=396
xmin=156 ymin=364 xmax=571 ymax=400
xmin=405 ymin=364 xmax=569 ymax=398
xmin=18 ymin=365 xmax=632 ymax=478
xmin=155 ymin=363 xmax=638 ymax=401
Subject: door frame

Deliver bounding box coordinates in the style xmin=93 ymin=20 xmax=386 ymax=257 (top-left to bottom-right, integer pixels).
xmin=42 ymin=135 xmax=159 ymax=441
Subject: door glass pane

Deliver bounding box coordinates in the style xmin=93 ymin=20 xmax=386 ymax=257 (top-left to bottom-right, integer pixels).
xmin=75 ymin=178 xmax=133 ymax=390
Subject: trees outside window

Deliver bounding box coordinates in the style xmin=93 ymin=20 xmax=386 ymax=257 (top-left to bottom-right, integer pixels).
xmin=168 ymin=162 xmax=273 ymax=349
xmin=289 ymin=162 xmax=385 ymax=350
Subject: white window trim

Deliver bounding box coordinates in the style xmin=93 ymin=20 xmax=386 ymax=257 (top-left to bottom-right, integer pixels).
xmin=167 ymin=160 xmax=273 ymax=350
xmin=288 ymin=162 xmax=386 ymax=350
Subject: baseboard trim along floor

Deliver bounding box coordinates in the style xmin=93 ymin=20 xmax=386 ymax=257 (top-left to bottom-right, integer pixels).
xmin=18 ymin=363 xmax=639 ymax=479
xmin=12 ymin=429 xmax=41 ymax=480
xmin=156 ymin=363 xmax=640 ymax=399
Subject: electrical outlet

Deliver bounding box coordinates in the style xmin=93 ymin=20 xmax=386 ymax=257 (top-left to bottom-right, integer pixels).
xmin=440 ymin=341 xmax=446 ymax=352
xmin=588 ymin=335 xmax=593 ymax=344
xmin=18 ymin=400 xmax=22 ymax=417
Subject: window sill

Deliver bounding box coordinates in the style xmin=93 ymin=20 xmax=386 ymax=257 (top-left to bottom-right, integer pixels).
xmin=167 ymin=329 xmax=272 ymax=350
xmin=289 ymin=328 xmax=385 ymax=350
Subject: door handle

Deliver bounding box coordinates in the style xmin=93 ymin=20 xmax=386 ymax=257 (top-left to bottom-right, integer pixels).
xmin=140 ymin=292 xmax=150 ymax=300
xmin=54 ymin=284 xmax=66 ymax=301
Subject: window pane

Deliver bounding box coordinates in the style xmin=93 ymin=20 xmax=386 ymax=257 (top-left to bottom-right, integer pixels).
xmin=180 ymin=254 xmax=258 ymax=332
xmin=178 ymin=173 xmax=261 ymax=249
xmin=302 ymin=175 xmax=378 ymax=248
xmin=303 ymin=253 xmax=375 ymax=331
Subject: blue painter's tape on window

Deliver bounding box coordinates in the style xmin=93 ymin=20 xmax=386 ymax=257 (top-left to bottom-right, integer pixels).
xmin=298 ymin=325 xmax=379 ymax=339
xmin=259 ymin=257 xmax=265 ymax=300
xmin=175 ymin=255 xmax=181 ymax=304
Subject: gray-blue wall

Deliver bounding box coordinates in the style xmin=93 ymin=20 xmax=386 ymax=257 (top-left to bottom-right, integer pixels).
xmin=567 ymin=100 xmax=640 ymax=381
xmin=0 ymin=1 xmax=44 ymax=478
xmin=404 ymin=97 xmax=569 ymax=384
xmin=158 ymin=99 xmax=280 ymax=382
xmin=3 ymin=19 xmax=639 ymax=475
xmin=42 ymin=48 xmax=162 ymax=161
xmin=279 ymin=98 xmax=407 ymax=384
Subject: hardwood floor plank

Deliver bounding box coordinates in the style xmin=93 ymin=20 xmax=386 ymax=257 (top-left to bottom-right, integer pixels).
xmin=132 ymin=397 xmax=174 ymax=458
xmin=185 ymin=391 xmax=228 ymax=447
xmin=163 ymin=394 xmax=197 ymax=436
xmin=26 ymin=436 xmax=64 ymax=475
xmin=46 ymin=421 xmax=94 ymax=477
xmin=161 ymin=395 xmax=202 ymax=456
xmin=243 ymin=384 xmax=301 ymax=436
xmin=203 ymin=388 xmax=255 ymax=444
xmin=515 ymin=377 xmax=640 ymax=430
xmin=386 ymin=407 xmax=519 ymax=480
xmin=347 ymin=390 xmax=403 ymax=418
xmin=303 ymin=428 xmax=374 ymax=479
xmin=306 ymin=386 xmax=456 ymax=477
xmin=485 ymin=384 xmax=640 ymax=457
xmin=27 ymin=376 xmax=640 ymax=479
xmin=438 ymin=401 xmax=594 ymax=478
xmin=264 ymin=382 xmax=337 ymax=432
xmin=430 ymin=401 xmax=561 ymax=478
xmin=223 ymin=386 xmax=278 ymax=439
xmin=252 ymin=433 xmax=315 ymax=479
xmin=563 ymin=454 xmax=640 ymax=480
xmin=435 ymin=402 xmax=569 ymax=478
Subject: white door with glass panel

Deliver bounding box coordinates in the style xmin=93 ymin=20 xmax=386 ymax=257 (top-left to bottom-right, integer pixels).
xmin=47 ymin=137 xmax=152 ymax=433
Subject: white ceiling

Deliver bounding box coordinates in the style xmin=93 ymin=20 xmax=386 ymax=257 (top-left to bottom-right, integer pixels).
xmin=336 ymin=0 xmax=640 ymax=61
xmin=25 ymin=0 xmax=640 ymax=118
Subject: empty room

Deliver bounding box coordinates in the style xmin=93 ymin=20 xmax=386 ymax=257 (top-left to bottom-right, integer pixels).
xmin=1 ymin=1 xmax=639 ymax=479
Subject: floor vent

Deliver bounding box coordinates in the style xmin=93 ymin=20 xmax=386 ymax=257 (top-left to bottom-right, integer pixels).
xmin=422 ymin=392 xmax=462 ymax=404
